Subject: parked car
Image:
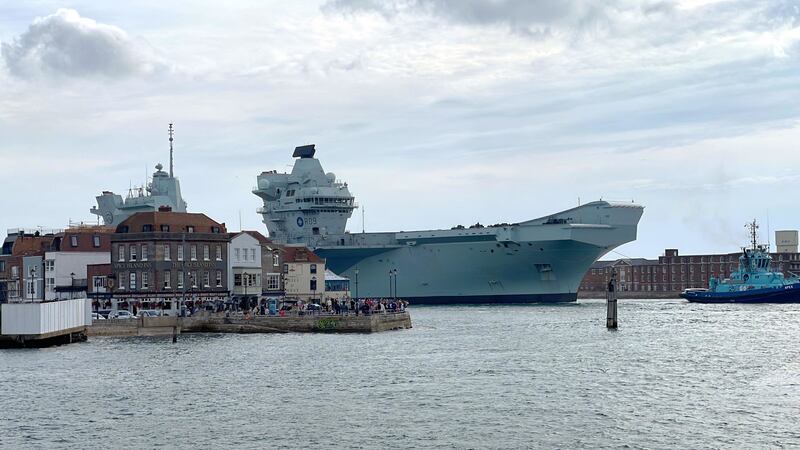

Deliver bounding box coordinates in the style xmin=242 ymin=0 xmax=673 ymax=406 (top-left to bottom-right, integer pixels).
xmin=137 ymin=310 xmax=162 ymax=317
xmin=91 ymin=312 xmax=106 ymax=320
xmin=108 ymin=310 xmax=137 ymax=320
xmin=96 ymin=309 xmax=113 ymax=319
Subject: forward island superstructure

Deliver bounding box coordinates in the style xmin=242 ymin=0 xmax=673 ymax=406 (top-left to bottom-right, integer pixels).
xmin=254 ymin=144 xmax=644 ymax=304
xmin=91 ymin=124 xmax=188 ymax=226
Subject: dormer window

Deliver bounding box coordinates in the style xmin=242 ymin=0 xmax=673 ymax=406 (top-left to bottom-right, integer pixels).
xmin=187 ymin=226 xmax=195 ymax=233
xmin=142 ymin=224 xmax=154 ymax=232
xmin=211 ymin=226 xmax=220 ymax=234
xmin=161 ymin=224 xmax=170 ymax=232
xmin=70 ymin=235 xmax=78 ymax=247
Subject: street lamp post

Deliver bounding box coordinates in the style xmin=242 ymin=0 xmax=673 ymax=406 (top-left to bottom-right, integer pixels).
xmin=354 ymin=269 xmax=359 ymax=301
xmin=392 ymin=269 xmax=398 ymax=301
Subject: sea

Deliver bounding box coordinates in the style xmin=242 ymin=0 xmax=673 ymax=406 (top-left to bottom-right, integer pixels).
xmin=1 ymin=299 xmax=799 ymax=449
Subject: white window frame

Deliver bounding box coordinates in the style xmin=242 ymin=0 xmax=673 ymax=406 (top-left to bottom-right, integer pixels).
xmin=164 ymin=244 xmax=171 ymax=261
xmin=118 ymin=245 xmax=125 ymax=262
xmin=164 ymin=271 xmax=171 ymax=289
xmin=142 ymin=272 xmax=149 ymax=289
xmin=141 ymin=244 xmax=148 ymax=262
xmin=216 ymin=270 xmax=222 ymax=287
xmin=129 ymin=272 xmax=137 ymax=290
xmin=216 ymin=245 xmax=222 ymax=261
xmin=203 ymin=245 xmax=210 ymax=261
xmin=130 ymin=245 xmax=137 ymax=262
xmin=191 ymin=245 xmax=197 ymax=261
xmin=177 ymin=245 xmax=184 ymax=261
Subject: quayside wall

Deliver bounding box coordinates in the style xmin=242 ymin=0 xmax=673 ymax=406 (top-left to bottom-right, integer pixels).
xmin=88 ymin=312 xmax=412 ymax=337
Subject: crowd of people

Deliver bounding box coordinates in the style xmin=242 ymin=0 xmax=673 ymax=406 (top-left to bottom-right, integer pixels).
xmin=93 ymin=296 xmax=409 ymax=318
xmin=290 ymin=297 xmax=408 ymax=316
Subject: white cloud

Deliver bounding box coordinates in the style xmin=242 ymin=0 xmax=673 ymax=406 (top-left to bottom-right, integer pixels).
xmin=1 ymin=8 xmax=166 ymax=79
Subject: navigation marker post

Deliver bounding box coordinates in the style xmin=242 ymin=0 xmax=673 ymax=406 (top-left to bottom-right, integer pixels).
xmin=606 ymin=271 xmax=618 ymax=329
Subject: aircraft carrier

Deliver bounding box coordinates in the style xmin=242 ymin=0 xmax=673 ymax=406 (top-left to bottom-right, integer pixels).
xmin=254 ymin=144 xmax=644 ymax=304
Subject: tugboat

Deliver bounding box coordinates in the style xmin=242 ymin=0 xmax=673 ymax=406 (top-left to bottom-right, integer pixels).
xmin=681 ymin=220 xmax=800 ymax=303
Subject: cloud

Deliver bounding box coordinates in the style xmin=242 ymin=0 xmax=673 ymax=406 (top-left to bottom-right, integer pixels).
xmin=323 ymin=0 xmax=674 ymax=37
xmin=1 ymin=8 xmax=166 ymax=79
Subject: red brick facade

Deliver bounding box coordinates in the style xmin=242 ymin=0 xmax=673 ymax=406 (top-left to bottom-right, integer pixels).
xmin=580 ymin=248 xmax=800 ymax=294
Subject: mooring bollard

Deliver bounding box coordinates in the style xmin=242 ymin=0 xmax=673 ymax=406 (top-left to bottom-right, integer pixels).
xmin=172 ymin=326 xmax=178 ymax=343
xmin=606 ymin=273 xmax=618 ymax=329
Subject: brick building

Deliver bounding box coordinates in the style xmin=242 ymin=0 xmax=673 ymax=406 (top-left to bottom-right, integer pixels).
xmin=580 ymin=247 xmax=800 ymax=296
xmin=110 ymin=208 xmax=230 ymax=313
xmin=0 ymin=230 xmax=58 ymax=302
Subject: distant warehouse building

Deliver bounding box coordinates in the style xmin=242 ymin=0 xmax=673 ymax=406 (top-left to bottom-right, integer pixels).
xmin=580 ymin=235 xmax=800 ymax=297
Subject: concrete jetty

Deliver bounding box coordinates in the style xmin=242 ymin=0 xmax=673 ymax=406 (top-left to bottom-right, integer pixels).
xmin=88 ymin=312 xmax=412 ymax=337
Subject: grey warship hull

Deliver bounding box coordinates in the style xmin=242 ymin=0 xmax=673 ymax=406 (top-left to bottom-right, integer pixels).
xmin=312 ymin=203 xmax=643 ymax=304
xmin=254 ymin=145 xmax=643 ymax=304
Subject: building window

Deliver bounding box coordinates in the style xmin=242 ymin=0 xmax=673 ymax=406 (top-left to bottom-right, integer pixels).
xmin=164 ymin=245 xmax=171 ymax=261
xmin=203 ymin=245 xmax=210 ymax=261
xmin=161 ymin=224 xmax=170 ymax=232
xmin=211 ymin=226 xmax=220 ymax=234
xmin=178 ymin=245 xmax=184 ymax=261
xmin=216 ymin=245 xmax=222 ymax=261
xmin=142 ymin=224 xmax=154 ymax=232
xmin=235 ymin=248 xmax=240 ymax=261
xmin=283 ymin=263 xmax=289 ymax=273
xmin=45 ymin=259 xmax=54 ymax=272
xmin=130 ymin=245 xmax=137 ymax=261
xmin=93 ymin=235 xmax=101 ymax=248
xmin=130 ymin=272 xmax=137 ymax=290
xmin=310 ymin=264 xmax=317 ymax=274
xmin=70 ymin=235 xmax=78 ymax=247
xmin=0 ymin=261 xmax=5 ymax=272
xmin=45 ymin=277 xmax=55 ymax=293
xmin=216 ymin=270 xmax=222 ymax=287
xmin=118 ymin=245 xmax=125 ymax=262
xmin=266 ymin=274 xmax=280 ymax=290
xmin=187 ymin=226 xmax=195 ymax=233
xmin=203 ymin=271 xmax=210 ymax=287
xmin=142 ymin=272 xmax=149 ymax=289
xmin=250 ymin=248 xmax=256 ymax=261
xmin=92 ymin=276 xmax=106 ymax=290
xmin=191 ymin=271 xmax=198 ymax=288
xmin=177 ymin=271 xmax=184 ymax=289
xmin=164 ymin=270 xmax=171 ymax=289
xmin=191 ymin=245 xmax=197 ymax=261
xmin=310 ymin=278 xmax=317 ymax=291
xmin=119 ymin=272 xmax=126 ymax=290
xmin=234 ymin=274 xmax=242 ymax=287
xmin=141 ymin=245 xmax=149 ymax=261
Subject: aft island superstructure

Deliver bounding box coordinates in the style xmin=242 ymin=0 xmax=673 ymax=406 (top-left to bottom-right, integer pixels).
xmin=254 ymin=144 xmax=644 ymax=304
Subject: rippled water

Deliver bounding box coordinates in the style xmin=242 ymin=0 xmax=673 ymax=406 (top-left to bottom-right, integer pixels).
xmin=2 ymin=299 xmax=799 ymax=449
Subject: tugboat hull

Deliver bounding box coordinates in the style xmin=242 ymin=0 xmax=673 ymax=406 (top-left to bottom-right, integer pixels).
xmin=681 ymin=283 xmax=800 ymax=303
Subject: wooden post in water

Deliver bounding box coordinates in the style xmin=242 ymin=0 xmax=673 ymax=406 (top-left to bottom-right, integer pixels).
xmin=606 ymin=271 xmax=618 ymax=329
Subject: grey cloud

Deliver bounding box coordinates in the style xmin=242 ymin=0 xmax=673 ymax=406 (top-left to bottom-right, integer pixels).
xmin=323 ymin=0 xmax=673 ymax=36
xmin=1 ymin=8 xmax=166 ymax=79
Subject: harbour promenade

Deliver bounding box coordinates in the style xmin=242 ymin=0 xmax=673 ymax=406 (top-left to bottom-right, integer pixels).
xmin=88 ymin=310 xmax=412 ymax=337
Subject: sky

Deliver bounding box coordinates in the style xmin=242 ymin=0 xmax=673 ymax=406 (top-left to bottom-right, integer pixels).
xmin=0 ymin=0 xmax=799 ymax=259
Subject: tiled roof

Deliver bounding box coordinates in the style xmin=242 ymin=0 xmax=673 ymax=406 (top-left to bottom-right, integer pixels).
xmin=116 ymin=211 xmax=226 ymax=234
xmin=240 ymin=230 xmax=270 ymax=244
xmin=282 ymin=245 xmax=324 ymax=263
